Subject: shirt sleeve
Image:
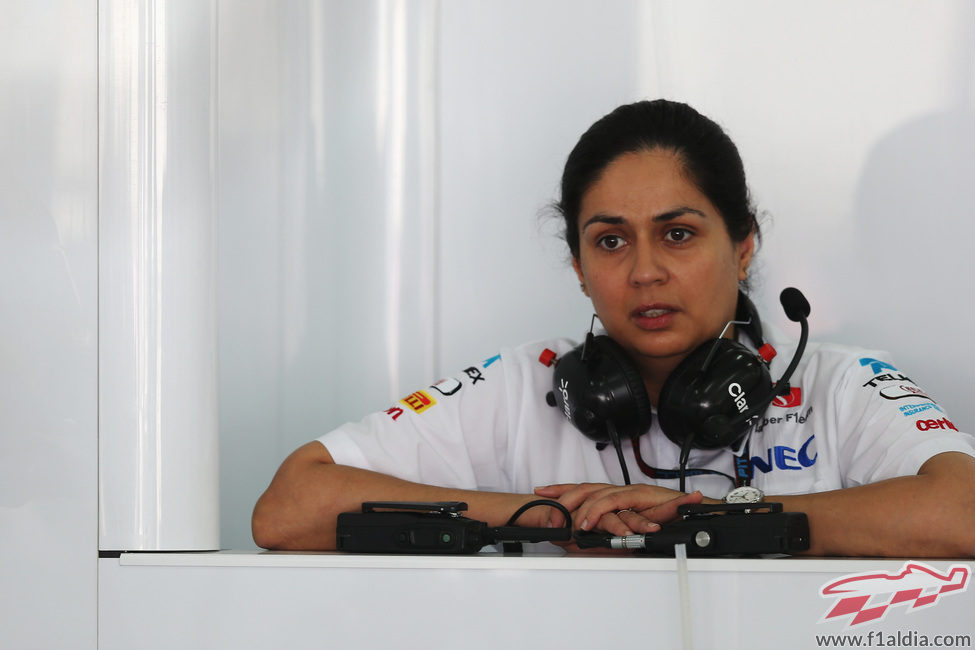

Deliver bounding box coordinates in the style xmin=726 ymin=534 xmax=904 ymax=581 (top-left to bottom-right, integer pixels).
xmin=316 ymin=352 xmax=513 ymax=492
xmin=833 ymin=351 xmax=975 ymax=487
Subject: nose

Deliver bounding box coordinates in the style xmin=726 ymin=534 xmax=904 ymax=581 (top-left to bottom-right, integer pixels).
xmin=628 ymin=240 xmax=667 ymax=286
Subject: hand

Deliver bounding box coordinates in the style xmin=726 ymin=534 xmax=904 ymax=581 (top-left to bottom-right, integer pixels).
xmin=534 ymin=482 xmax=703 ymax=536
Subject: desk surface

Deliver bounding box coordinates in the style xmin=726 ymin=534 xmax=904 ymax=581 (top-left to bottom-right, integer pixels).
xmin=100 ymin=550 xmax=975 ymax=650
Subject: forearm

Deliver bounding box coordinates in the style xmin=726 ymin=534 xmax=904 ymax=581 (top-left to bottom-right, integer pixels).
xmin=768 ymin=453 xmax=975 ymax=558
xmin=252 ymin=442 xmax=538 ymax=551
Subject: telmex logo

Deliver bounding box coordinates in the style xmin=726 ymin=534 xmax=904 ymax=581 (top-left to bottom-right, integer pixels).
xmin=819 ymin=562 xmax=970 ymax=627
xmin=859 ymin=357 xmax=897 ymax=374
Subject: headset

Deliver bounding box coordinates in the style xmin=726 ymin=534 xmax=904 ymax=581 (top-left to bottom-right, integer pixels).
xmin=543 ymin=288 xmax=810 ymax=487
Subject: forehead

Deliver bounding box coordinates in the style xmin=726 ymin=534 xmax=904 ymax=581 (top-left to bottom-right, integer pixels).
xmin=579 ymin=149 xmax=715 ymax=218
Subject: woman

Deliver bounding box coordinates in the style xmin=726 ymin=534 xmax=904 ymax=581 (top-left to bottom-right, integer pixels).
xmin=252 ymin=100 xmax=975 ymax=556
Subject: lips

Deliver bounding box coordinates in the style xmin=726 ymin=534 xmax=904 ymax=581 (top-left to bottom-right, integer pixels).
xmin=631 ymin=304 xmax=678 ymax=329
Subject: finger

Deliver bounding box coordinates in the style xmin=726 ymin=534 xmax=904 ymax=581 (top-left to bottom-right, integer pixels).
xmin=576 ymin=489 xmax=644 ymax=530
xmin=617 ymin=509 xmax=661 ymax=534
xmin=540 ymin=483 xmax=616 ymax=515
xmin=639 ymin=490 xmax=704 ymax=524
xmin=534 ymin=482 xmax=608 ymax=503
xmin=597 ymin=511 xmax=634 ymax=536
xmin=577 ymin=486 xmax=684 ymax=530
xmin=544 ymin=507 xmax=567 ymax=529
xmin=533 ymin=484 xmax=575 ymax=497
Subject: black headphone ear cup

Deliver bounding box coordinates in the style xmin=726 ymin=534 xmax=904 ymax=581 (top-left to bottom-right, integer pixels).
xmin=657 ymin=343 xmax=711 ymax=448
xmin=588 ymin=336 xmax=653 ymax=440
xmin=658 ymin=338 xmax=773 ymax=450
xmin=550 ymin=335 xmax=653 ymax=443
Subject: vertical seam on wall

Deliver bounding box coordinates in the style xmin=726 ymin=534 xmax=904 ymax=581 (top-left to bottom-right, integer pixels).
xmin=96 ymin=1 xmax=103 ymax=646
xmin=425 ymin=0 xmax=442 ymax=381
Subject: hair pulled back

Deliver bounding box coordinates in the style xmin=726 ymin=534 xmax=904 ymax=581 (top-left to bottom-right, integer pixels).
xmin=557 ymin=99 xmax=759 ymax=259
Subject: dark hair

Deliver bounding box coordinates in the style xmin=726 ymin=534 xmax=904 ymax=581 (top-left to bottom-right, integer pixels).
xmin=556 ymin=99 xmax=760 ymax=259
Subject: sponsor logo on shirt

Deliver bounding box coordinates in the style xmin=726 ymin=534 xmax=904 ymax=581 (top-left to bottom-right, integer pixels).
xmin=880 ymin=384 xmax=935 ymax=402
xmin=862 ymin=372 xmax=914 ymax=388
xmin=464 ymin=366 xmax=485 ymax=385
xmin=385 ymin=353 xmax=502 ymax=420
xmin=750 ymin=433 xmax=818 ymax=474
xmin=859 ymin=357 xmax=898 ymax=374
xmin=430 ymin=377 xmax=462 ymax=397
xmin=858 ymin=358 xmax=938 ymax=405
xmin=755 ymin=406 xmax=812 ymax=432
xmin=772 ymin=386 xmax=802 ymax=408
xmin=400 ymin=390 xmax=437 ymax=414
xmin=899 ymin=402 xmax=944 ymax=417
xmin=916 ymin=417 xmax=957 ymax=432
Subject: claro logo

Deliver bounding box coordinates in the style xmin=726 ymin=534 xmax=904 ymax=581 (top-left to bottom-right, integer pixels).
xmin=728 ymin=382 xmax=749 ymax=413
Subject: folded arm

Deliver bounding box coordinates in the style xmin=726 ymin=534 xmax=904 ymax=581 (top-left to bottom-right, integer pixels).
xmin=771 ymin=451 xmax=975 ymax=557
xmin=538 ymin=451 xmax=975 ymax=557
xmin=252 ymin=441 xmax=547 ymax=551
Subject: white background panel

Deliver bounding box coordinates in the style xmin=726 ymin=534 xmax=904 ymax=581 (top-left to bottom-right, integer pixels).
xmin=0 ymin=2 xmax=98 ymax=648
xmin=216 ymin=1 xmax=975 ymax=550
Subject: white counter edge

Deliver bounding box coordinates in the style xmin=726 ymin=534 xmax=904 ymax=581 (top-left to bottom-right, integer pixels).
xmin=110 ymin=549 xmax=953 ymax=573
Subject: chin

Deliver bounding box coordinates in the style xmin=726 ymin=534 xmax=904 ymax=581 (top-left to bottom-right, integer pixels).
xmin=629 ymin=339 xmax=700 ymax=365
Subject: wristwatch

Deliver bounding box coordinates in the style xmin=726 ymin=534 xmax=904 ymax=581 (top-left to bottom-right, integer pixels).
xmin=724 ymin=486 xmax=765 ymax=504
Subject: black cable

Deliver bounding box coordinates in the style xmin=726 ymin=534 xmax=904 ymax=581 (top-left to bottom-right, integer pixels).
xmin=504 ymin=499 xmax=572 ymax=528
xmin=605 ymin=419 xmax=631 ymax=485
xmin=678 ymin=434 xmax=694 ymax=493
xmin=631 ymin=434 xmax=737 ymax=485
xmin=488 ymin=499 xmax=574 ymax=550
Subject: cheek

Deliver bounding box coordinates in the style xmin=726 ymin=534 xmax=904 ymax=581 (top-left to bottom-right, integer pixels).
xmin=710 ymin=247 xmax=745 ymax=283
xmin=579 ymin=267 xmax=619 ymax=300
xmin=685 ymin=256 xmax=740 ymax=310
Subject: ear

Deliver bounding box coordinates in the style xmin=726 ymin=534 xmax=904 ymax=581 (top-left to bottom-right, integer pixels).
xmin=572 ymin=256 xmax=589 ymax=296
xmin=736 ymin=231 xmax=756 ymax=282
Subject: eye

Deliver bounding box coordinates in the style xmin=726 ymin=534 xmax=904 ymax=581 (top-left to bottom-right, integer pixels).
xmin=596 ymin=234 xmax=626 ymax=251
xmin=665 ymin=228 xmax=694 ymax=244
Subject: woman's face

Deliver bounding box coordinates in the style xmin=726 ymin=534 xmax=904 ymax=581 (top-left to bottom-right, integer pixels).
xmin=572 ymin=148 xmax=754 ymax=382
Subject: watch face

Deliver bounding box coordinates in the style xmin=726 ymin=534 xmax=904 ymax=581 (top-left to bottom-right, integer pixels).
xmin=725 ymin=486 xmax=763 ymax=503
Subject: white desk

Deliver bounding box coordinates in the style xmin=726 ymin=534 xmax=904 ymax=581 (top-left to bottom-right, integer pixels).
xmin=98 ymin=550 xmax=975 ymax=650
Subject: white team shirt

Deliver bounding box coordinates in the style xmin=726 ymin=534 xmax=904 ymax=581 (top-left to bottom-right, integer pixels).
xmin=318 ymin=333 xmax=975 ymax=500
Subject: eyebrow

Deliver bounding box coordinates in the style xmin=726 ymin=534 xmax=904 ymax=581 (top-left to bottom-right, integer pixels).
xmin=581 ymin=207 xmax=707 ymax=231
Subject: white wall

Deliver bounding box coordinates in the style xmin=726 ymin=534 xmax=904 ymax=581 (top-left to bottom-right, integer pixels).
xmin=217 ymin=0 xmax=975 ymax=550
xmin=0 ymin=0 xmax=973 ymax=643
xmin=0 ymin=2 xmax=98 ymax=648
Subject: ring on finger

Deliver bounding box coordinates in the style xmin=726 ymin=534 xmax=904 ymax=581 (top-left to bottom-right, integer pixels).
xmin=616 ymin=508 xmax=634 ymax=517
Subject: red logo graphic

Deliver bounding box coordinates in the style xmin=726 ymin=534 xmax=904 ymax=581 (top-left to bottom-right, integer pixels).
xmin=820 ymin=562 xmax=970 ymax=626
xmin=916 ymin=417 xmax=957 ymax=432
xmin=772 ymin=387 xmax=802 ymax=408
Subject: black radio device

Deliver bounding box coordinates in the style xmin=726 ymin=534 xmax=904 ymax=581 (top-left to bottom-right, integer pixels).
xmin=336 ymin=501 xmax=571 ymax=554
xmin=574 ymin=502 xmax=810 ymax=556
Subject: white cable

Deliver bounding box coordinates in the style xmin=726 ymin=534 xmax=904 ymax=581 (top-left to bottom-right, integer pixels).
xmin=675 ymin=543 xmax=694 ymax=650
